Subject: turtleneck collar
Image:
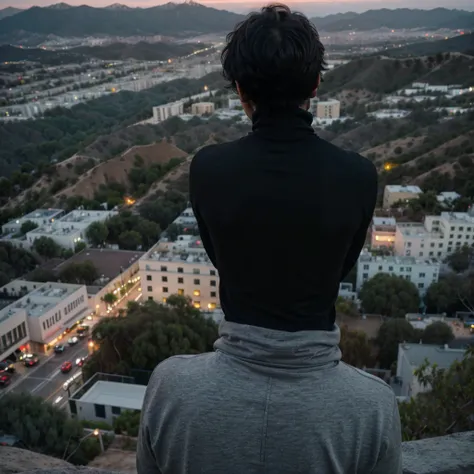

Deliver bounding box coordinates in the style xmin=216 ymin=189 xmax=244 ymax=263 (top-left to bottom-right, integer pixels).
xmin=251 ymin=107 xmax=315 ymax=141
xmin=214 ymin=320 xmax=341 ymax=369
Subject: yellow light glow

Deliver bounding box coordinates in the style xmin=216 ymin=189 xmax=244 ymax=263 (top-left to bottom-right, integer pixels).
xmin=93 ymin=429 xmax=99 ymax=436
xmin=193 ymin=290 xmax=200 ymax=296
xmin=162 ymin=297 xmax=167 ymax=303
xmin=88 ymin=341 xmax=94 ymax=348
xmin=194 ymin=302 xmax=201 ymax=309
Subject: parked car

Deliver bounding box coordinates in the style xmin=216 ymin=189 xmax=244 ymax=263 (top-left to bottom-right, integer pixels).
xmin=0 ymin=373 xmax=11 ymax=387
xmin=23 ymin=354 xmax=39 ymax=367
xmin=54 ymin=345 xmax=66 ymax=354
xmin=0 ymin=360 xmax=15 ymax=374
xmin=61 ymin=361 xmax=73 ymax=373
xmin=68 ymin=337 xmax=79 ymax=345
xmin=76 ymin=325 xmax=90 ymax=338
xmin=75 ymin=356 xmax=88 ymax=367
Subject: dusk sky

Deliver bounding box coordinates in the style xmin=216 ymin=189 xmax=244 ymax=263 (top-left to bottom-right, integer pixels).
xmin=0 ymin=0 xmax=473 ymax=15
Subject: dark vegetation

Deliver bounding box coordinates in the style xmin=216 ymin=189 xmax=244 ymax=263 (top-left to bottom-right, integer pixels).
xmin=0 ymin=242 xmax=38 ymax=287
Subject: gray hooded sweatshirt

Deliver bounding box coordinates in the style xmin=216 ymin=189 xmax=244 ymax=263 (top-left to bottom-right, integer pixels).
xmin=137 ymin=321 xmax=402 ymax=474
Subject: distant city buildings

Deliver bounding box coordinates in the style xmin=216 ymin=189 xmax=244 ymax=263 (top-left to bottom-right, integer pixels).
xmin=371 ymin=217 xmax=397 ymax=248
xmin=396 ymin=342 xmax=465 ymax=398
xmin=383 ymin=185 xmax=422 ymax=209
xmin=395 ymin=210 xmax=474 ymax=259
xmin=2 ymin=209 xmax=64 ymax=234
xmin=152 ymin=101 xmax=184 ymax=123
xmin=357 ymin=250 xmax=440 ymax=295
xmin=399 ymin=82 xmax=472 ymax=98
xmin=0 ymin=281 xmax=90 ymax=360
xmin=191 ymin=102 xmax=215 ymax=116
xmin=310 ymin=98 xmax=341 ymax=120
xmin=26 ymin=209 xmax=118 ymax=250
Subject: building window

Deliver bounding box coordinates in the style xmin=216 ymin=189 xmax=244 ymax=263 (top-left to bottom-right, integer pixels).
xmin=162 ymin=276 xmax=168 ymax=282
xmin=208 ymin=303 xmax=217 ymax=310
xmin=363 ymin=264 xmax=369 ymax=270
xmin=449 ymin=234 xmax=454 ymax=239
xmin=193 ymin=290 xmax=200 ymax=296
xmin=162 ymin=297 xmax=167 ymax=303
xmin=210 ymin=280 xmax=216 ymax=287
xmin=459 ymin=227 xmax=464 ymax=231
xmin=407 ymin=242 xmax=412 ymax=248
xmin=210 ymin=270 xmax=216 ymax=276
xmin=178 ymin=289 xmax=184 ymax=295
xmin=378 ymin=265 xmax=382 ymax=271
xmin=430 ymin=243 xmax=435 ymax=248
xmin=94 ymin=404 xmax=106 ymax=419
xmin=388 ymin=266 xmax=393 ymax=271
xmin=160 ymin=266 xmax=167 ymax=272
xmin=418 ymin=283 xmax=424 ymax=289
xmin=193 ymin=269 xmax=200 ymax=275
xmin=448 ymin=247 xmax=452 ymax=252
xmin=178 ymin=277 xmax=184 ymax=284
xmin=438 ymin=243 xmax=443 ymax=248
xmin=421 ymin=243 xmax=424 ymax=248
xmin=194 ymin=301 xmax=201 ymax=309
xmin=211 ymin=291 xmax=216 ymax=298
xmin=146 ymin=275 xmax=152 ymax=281
xmin=147 ymin=286 xmax=152 ymax=292
xmin=177 ymin=267 xmax=183 ymax=273
xmin=148 ymin=296 xmax=153 ymax=301
xmin=419 ymin=273 xmax=425 ymax=278
xmin=406 ymin=267 xmax=412 ymax=272
xmin=363 ymin=273 xmax=368 ymax=279
xmin=437 ymin=251 xmax=442 ymax=256
xmin=419 ymin=252 xmax=423 ymax=257
xmin=43 ymin=322 xmax=46 ymax=330
xmin=429 ymin=252 xmax=434 ymax=256
xmin=111 ymin=406 xmax=121 ymax=415
xmin=163 ymin=287 xmax=168 ymax=293
xmin=194 ymin=279 xmax=200 ymax=285
xmin=69 ymin=400 xmax=77 ymax=415
xmin=451 ymin=226 xmax=455 ymax=231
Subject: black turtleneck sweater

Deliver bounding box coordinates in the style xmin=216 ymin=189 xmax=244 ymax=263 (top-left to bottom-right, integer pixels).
xmin=189 ymin=107 xmax=377 ymax=332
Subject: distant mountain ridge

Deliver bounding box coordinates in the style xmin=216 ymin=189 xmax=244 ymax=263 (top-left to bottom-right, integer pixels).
xmin=0 ymin=5 xmax=472 ymax=39
xmin=0 ymin=2 xmax=243 ymax=39
xmin=0 ymin=6 xmax=22 ymax=20
xmin=311 ymin=8 xmax=474 ymax=31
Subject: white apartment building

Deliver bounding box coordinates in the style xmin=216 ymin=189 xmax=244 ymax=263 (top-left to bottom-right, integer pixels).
xmin=395 ymin=211 xmax=474 ymax=259
xmin=371 ymin=217 xmax=397 ymax=248
xmin=152 ymin=101 xmax=184 ymax=123
xmin=383 ymin=185 xmax=422 ymax=209
xmin=2 ymin=208 xmax=64 ymax=234
xmin=437 ymin=191 xmax=460 ymax=206
xmin=6 ymin=282 xmax=90 ymax=353
xmin=191 ymin=102 xmax=215 ymax=116
xmin=396 ymin=343 xmax=465 ymax=398
xmin=309 ymin=98 xmax=341 ymax=119
xmin=26 ymin=209 xmax=117 ymax=250
xmin=0 ymin=306 xmax=29 ymax=363
xmin=357 ymin=251 xmax=440 ymax=295
xmin=139 ymin=236 xmax=219 ymax=311
xmin=228 ymin=97 xmax=241 ymax=109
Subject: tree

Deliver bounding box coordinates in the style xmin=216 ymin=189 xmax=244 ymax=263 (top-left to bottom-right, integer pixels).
xmin=27 ymin=268 xmax=57 ymax=283
xmin=33 ymin=236 xmax=61 ymax=259
xmin=20 ymin=220 xmax=38 ymax=234
xmin=113 ymin=409 xmax=140 ymax=437
xmin=446 ymin=245 xmax=473 ymax=273
xmin=103 ymin=292 xmax=118 ymax=305
xmin=166 ymin=223 xmax=181 ymax=242
xmin=335 ymin=297 xmax=359 ymax=317
xmin=0 ymin=392 xmax=102 ymax=464
xmin=136 ymin=219 xmax=160 ymax=249
xmin=422 ymin=321 xmax=455 ymax=345
xmin=399 ymin=347 xmax=474 ymax=441
xmin=118 ymin=230 xmax=142 ymax=250
xmin=75 ymin=241 xmax=87 ymax=253
xmin=360 ymin=273 xmax=420 ymax=318
xmin=86 ymin=221 xmax=109 ymax=247
xmin=83 ymin=297 xmax=218 ymax=380
xmin=376 ymin=319 xmax=415 ymax=369
xmin=339 ymin=326 xmax=373 ymax=368
xmin=424 ymin=276 xmax=461 ymax=314
xmin=59 ymin=260 xmax=99 ymax=285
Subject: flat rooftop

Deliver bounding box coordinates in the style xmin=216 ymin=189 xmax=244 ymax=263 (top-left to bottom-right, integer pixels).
xmin=386 ymin=185 xmax=422 ymax=193
xmin=54 ymin=249 xmax=144 ymax=281
xmin=59 ymin=210 xmax=115 ymax=225
xmin=400 ymin=343 xmax=465 ymax=368
xmin=359 ymin=252 xmax=439 ymax=267
xmin=77 ymin=381 xmax=146 ymax=411
xmin=10 ymin=282 xmax=82 ymax=318
xmin=440 ymin=212 xmax=474 ymax=225
xmin=29 ymin=226 xmax=81 ymax=236
xmin=396 ymin=222 xmax=443 ymax=239
xmin=145 ymin=249 xmax=212 ymax=265
xmin=373 ymin=217 xmax=396 ymax=227
xmin=23 ymin=208 xmax=63 ymax=220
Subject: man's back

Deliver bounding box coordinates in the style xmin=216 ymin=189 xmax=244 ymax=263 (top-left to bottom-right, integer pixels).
xmin=190 ymin=108 xmax=377 ymax=332
xmin=137 ymin=322 xmax=401 ymax=474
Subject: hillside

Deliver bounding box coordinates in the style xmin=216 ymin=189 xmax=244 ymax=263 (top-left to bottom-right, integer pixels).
xmin=311 ymin=8 xmax=474 ymax=32
xmin=319 ymin=54 xmax=474 ymax=95
xmin=0 ymin=44 xmax=87 ymax=64
xmin=382 ymin=33 xmax=474 ymax=58
xmin=0 ymin=7 xmax=22 ymax=19
xmin=0 ymin=2 xmax=242 ymax=39
xmin=71 ymin=41 xmax=207 ymax=61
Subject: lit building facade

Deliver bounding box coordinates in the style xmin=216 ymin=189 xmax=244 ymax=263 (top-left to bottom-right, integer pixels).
xmin=371 ymin=217 xmax=396 ymax=248
xmin=191 ymin=102 xmax=215 ymax=116
xmin=310 ymin=98 xmax=341 ymax=119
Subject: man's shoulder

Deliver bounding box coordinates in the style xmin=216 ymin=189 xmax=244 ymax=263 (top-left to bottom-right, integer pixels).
xmin=339 ymin=362 xmax=395 ymax=404
xmin=315 ymin=136 xmax=377 ymax=177
xmin=191 ymin=140 xmax=244 ymax=170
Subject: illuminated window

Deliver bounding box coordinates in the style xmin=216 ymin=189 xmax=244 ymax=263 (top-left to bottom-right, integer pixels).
xmin=194 ymin=301 xmax=201 ymax=309
xmin=208 ymin=303 xmax=216 ymax=310
xmin=193 ymin=290 xmax=200 ymax=296
xmin=178 ymin=289 xmax=184 ymax=295
xmin=162 ymin=297 xmax=167 ymax=303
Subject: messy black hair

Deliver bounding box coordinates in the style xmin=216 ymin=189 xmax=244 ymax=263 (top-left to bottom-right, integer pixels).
xmin=221 ymin=3 xmax=327 ymax=111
